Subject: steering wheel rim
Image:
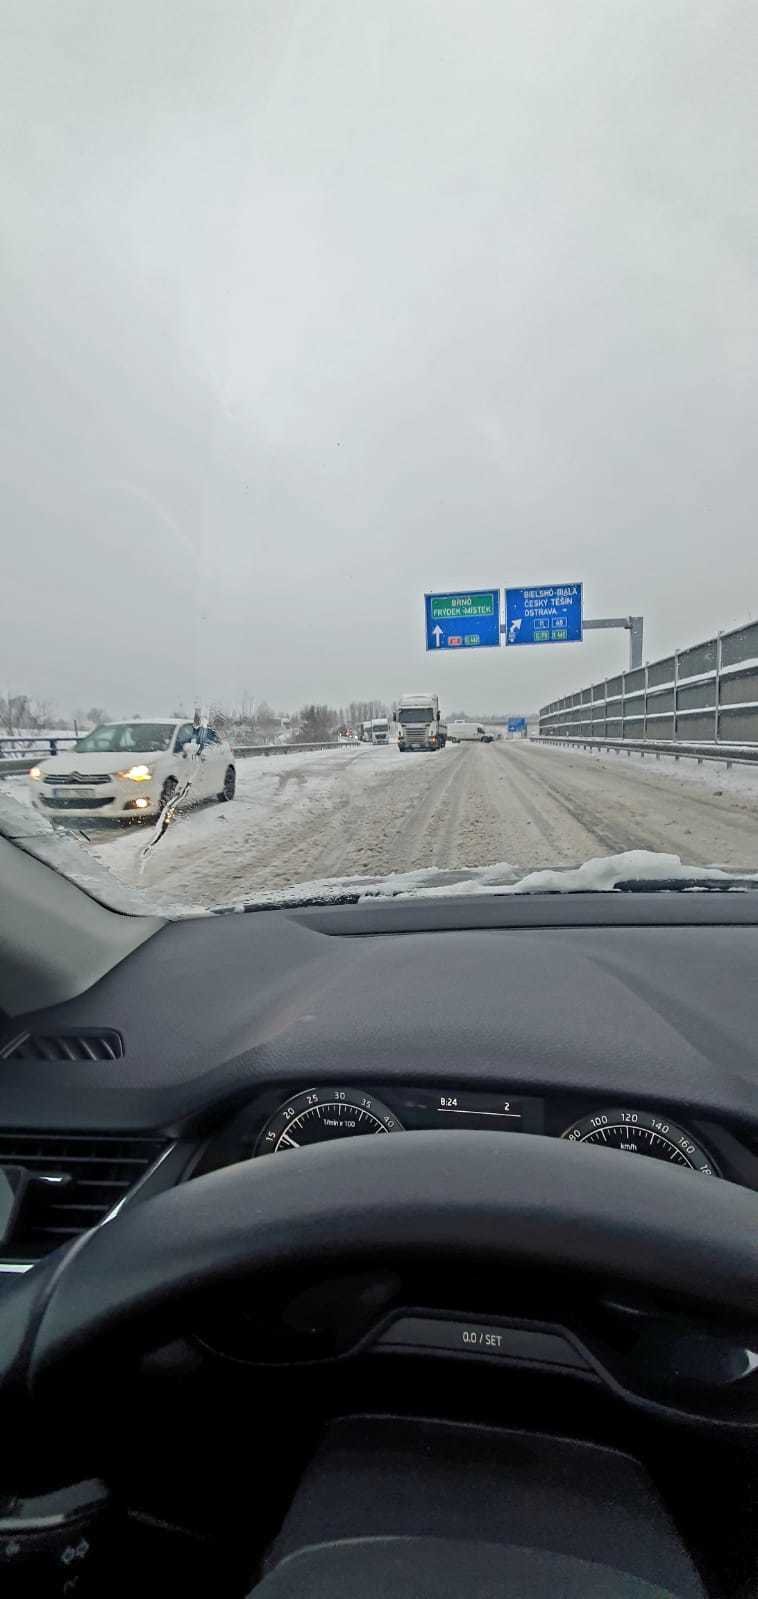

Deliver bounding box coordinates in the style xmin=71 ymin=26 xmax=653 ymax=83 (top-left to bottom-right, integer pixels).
xmin=2 ymin=1130 xmax=758 ymax=1400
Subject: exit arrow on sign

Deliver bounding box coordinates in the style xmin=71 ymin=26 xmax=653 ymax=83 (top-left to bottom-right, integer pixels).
xmin=432 ymin=625 xmax=443 ymax=647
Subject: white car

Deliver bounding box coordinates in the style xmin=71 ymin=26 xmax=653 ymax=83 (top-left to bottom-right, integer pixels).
xmin=28 ymin=719 xmax=236 ymax=822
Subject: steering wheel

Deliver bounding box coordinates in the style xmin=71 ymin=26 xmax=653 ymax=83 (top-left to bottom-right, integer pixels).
xmin=3 ymin=1129 xmax=758 ymax=1399
xmin=2 ymin=1131 xmax=757 ymax=1597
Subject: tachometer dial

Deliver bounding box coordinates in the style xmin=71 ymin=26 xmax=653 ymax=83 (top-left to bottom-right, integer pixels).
xmin=256 ymin=1088 xmax=403 ymax=1155
xmin=561 ymin=1109 xmax=717 ymax=1174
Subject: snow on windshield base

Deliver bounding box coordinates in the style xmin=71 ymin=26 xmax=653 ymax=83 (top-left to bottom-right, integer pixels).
xmin=214 ymin=849 xmax=758 ymax=910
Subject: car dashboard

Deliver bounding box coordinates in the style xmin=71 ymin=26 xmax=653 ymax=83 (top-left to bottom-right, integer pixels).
xmin=4 ymin=894 xmax=758 ymax=1279
xmin=5 ymin=893 xmax=758 ymax=1598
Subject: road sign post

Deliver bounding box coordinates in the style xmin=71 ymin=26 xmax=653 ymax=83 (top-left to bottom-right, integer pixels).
xmin=504 ymin=584 xmax=583 ymax=647
xmin=424 ymin=590 xmax=501 ymax=652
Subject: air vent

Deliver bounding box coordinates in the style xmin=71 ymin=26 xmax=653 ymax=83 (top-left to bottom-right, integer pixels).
xmin=1 ymin=1031 xmax=124 ymax=1063
xmin=0 ymin=1133 xmax=167 ymax=1259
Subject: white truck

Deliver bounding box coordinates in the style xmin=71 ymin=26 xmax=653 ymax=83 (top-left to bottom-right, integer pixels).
xmin=447 ymin=722 xmax=494 ymax=744
xmin=370 ymin=717 xmax=390 ymax=745
xmin=394 ymin=693 xmax=447 ymax=752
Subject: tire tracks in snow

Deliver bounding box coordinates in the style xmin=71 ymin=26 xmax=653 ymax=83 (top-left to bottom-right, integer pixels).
xmin=505 ymin=742 xmax=758 ymax=865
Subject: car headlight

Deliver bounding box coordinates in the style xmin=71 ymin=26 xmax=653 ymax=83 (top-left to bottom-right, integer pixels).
xmin=29 ymin=766 xmax=42 ymax=780
xmin=116 ymin=764 xmax=152 ymax=781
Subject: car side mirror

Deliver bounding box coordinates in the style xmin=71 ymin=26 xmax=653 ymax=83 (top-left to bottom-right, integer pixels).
xmin=392 ymin=713 xmax=397 ymax=723
xmin=436 ymin=710 xmax=441 ymax=723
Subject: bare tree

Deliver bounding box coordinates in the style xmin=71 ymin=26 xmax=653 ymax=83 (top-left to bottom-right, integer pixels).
xmin=207 ymin=702 xmax=231 ymax=732
xmin=253 ymin=700 xmax=279 ymax=742
xmin=294 ymin=704 xmax=338 ymax=743
xmin=0 ymin=694 xmax=62 ymax=732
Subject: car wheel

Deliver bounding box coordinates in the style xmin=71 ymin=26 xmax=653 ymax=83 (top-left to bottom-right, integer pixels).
xmin=219 ymin=765 xmax=236 ymax=802
xmin=159 ymin=776 xmax=178 ymax=813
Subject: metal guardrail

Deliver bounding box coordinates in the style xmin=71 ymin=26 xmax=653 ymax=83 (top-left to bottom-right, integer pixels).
xmin=231 ymin=740 xmax=352 ymax=758
xmin=0 ymin=738 xmax=356 ymax=778
xmin=531 ymin=734 xmax=758 ymax=769
xmin=0 ymin=734 xmax=78 ymax=756
xmin=539 ymin=617 xmax=758 ymax=746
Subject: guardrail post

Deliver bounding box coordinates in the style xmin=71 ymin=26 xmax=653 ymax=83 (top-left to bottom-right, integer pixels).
xmin=714 ymin=632 xmax=722 ymax=743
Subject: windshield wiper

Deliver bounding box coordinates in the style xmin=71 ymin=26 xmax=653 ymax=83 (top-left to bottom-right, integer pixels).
xmin=211 ymin=891 xmax=365 ymax=914
xmin=208 ymin=859 xmax=758 ymax=913
xmin=213 ymin=877 xmax=758 ymax=913
xmin=612 ymin=876 xmax=757 ymax=893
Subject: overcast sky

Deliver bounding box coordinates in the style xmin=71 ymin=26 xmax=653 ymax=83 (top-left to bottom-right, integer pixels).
xmin=2 ymin=0 xmax=757 ymax=718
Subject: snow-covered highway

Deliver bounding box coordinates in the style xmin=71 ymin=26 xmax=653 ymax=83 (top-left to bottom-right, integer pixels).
xmin=16 ymin=736 xmax=754 ymax=909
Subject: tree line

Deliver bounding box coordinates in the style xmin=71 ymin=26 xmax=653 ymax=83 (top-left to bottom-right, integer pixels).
xmin=1 ymin=693 xmax=392 ymax=744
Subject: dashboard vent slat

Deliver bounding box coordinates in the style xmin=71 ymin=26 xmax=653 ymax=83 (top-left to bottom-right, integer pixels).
xmin=1 ymin=1031 xmax=125 ymax=1063
xmin=0 ymin=1133 xmax=166 ymax=1259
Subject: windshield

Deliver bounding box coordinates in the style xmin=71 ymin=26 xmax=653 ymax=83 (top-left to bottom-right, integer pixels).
xmin=2 ymin=2 xmax=758 ymax=913
xmin=75 ymin=724 xmax=176 ymax=754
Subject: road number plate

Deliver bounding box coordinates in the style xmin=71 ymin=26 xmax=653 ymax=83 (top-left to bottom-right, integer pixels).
xmin=53 ymin=787 xmax=96 ymax=799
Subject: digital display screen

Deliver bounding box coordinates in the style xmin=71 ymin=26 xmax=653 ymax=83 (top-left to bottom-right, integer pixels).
xmin=390 ymin=1088 xmax=544 ymax=1135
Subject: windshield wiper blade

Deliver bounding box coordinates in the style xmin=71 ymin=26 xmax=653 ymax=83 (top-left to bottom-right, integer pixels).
xmin=211 ymin=891 xmax=365 ymax=914
xmin=613 ymin=876 xmax=757 ymax=893
xmin=208 ymin=861 xmax=758 ymax=912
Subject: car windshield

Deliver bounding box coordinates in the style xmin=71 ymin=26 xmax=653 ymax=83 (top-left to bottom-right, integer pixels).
xmin=75 ymin=724 xmax=176 ymax=754
xmin=2 ymin=2 xmax=758 ymax=913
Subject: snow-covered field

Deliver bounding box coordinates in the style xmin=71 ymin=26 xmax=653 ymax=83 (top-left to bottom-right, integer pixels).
xmin=4 ymin=738 xmax=758 ymax=910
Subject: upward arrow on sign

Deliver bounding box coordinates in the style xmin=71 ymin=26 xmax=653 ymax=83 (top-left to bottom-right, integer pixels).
xmin=432 ymin=625 xmax=443 ymax=647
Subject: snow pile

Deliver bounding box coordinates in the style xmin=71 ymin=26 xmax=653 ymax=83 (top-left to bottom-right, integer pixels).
xmin=490 ymin=850 xmax=758 ymax=895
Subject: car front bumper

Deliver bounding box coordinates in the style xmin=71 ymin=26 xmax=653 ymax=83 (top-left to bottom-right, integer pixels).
xmin=30 ymin=778 xmax=163 ymax=818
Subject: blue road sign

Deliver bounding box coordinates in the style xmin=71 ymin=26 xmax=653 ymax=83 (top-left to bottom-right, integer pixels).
xmin=507 ymin=717 xmax=527 ymax=733
xmin=425 ymin=589 xmax=501 ymax=652
xmin=504 ymin=583 xmax=583 ymax=647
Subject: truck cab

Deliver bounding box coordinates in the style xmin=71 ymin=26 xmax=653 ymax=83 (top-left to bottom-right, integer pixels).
xmin=395 ymin=695 xmax=447 ymax=752
xmin=371 ymin=718 xmax=390 ymax=745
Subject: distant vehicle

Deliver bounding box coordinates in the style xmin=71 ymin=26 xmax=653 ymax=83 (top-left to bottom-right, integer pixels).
xmin=370 ymin=717 xmax=390 ymax=745
xmin=394 ymin=694 xmax=447 ymax=752
xmin=28 ymin=719 xmax=235 ymax=821
xmin=359 ymin=721 xmax=373 ymax=742
xmin=447 ymin=722 xmax=493 ymax=744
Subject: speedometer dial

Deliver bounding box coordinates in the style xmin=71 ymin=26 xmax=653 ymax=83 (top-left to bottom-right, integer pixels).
xmin=256 ymin=1088 xmax=403 ymax=1155
xmin=561 ymin=1109 xmax=717 ymax=1174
